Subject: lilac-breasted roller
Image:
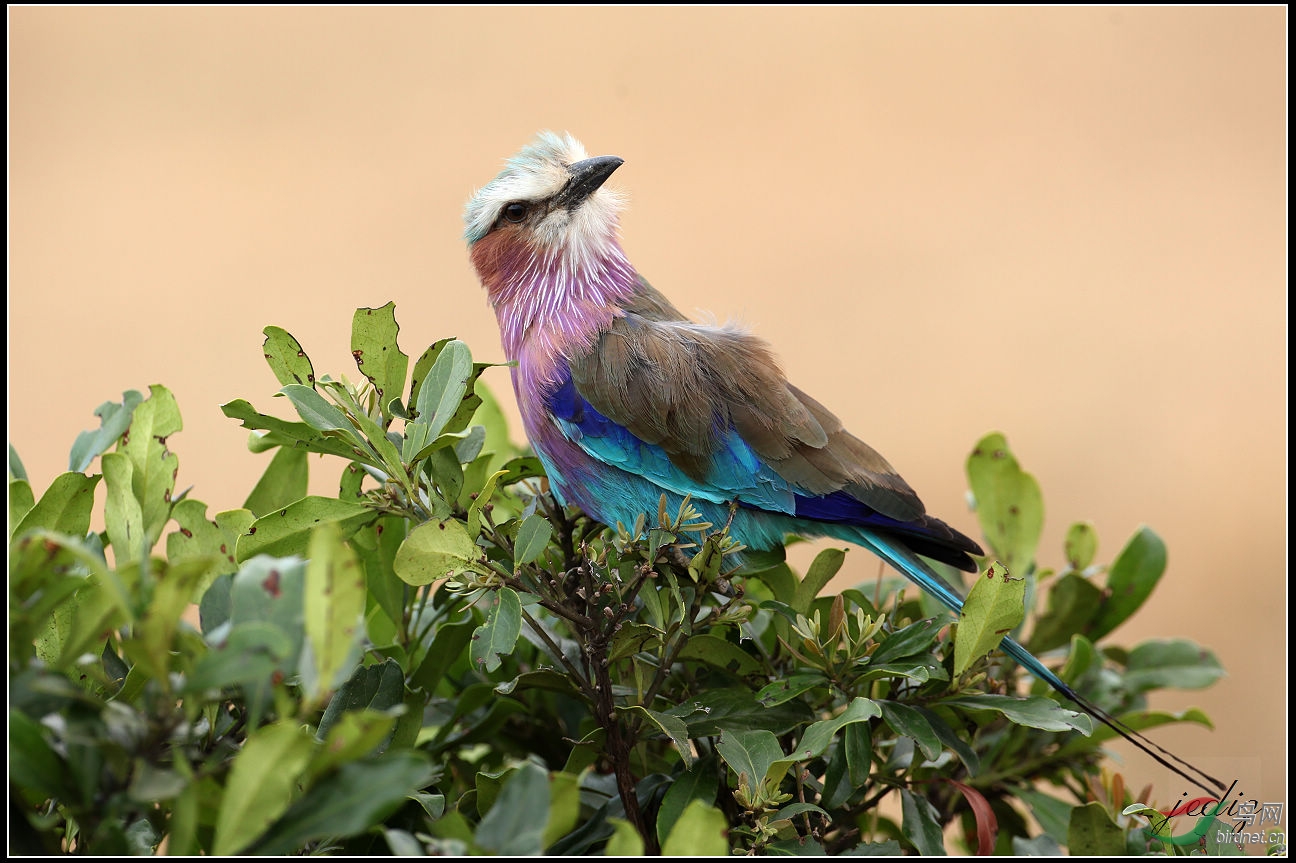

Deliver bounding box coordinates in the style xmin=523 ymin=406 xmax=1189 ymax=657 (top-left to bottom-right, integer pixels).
xmin=464 ymin=131 xmax=1220 ymax=793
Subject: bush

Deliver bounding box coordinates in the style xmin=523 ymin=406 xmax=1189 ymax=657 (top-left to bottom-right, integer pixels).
xmin=9 ymin=303 xmax=1228 ymax=855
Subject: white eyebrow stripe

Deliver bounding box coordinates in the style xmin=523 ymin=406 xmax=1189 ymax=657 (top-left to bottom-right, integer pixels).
xmin=463 ymin=131 xmax=591 ymax=243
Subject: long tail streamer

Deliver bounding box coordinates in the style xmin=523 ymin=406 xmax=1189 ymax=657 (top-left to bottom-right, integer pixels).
xmin=854 ymin=529 xmax=1226 ymax=795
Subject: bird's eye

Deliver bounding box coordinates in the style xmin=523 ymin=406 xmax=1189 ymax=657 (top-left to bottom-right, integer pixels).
xmin=503 ymin=202 xmax=528 ymax=223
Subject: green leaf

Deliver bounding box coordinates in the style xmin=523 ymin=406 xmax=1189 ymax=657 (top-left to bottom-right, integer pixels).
xmin=766 ymin=837 xmax=827 ymax=855
xmin=278 ymin=383 xmax=353 ymax=433
xmin=317 ymin=658 xmax=406 ymax=742
xmin=513 ymin=513 xmax=552 ymax=567
xmin=1088 ymin=526 xmax=1166 ymax=642
xmin=657 ymin=758 xmax=718 ymax=847
xmin=1029 ymin=572 xmax=1102 ymax=654
xmin=840 ymin=840 xmax=903 ymax=855
xmin=1123 ymin=639 xmax=1225 ymax=692
xmin=185 ymin=622 xmax=291 ymax=694
xmin=1057 ymin=631 xmax=1100 ymax=685
xmin=1014 ymin=786 xmax=1073 ymax=844
xmin=474 ymin=766 xmax=513 ymax=817
xmin=467 ymin=469 xmax=509 ymax=538
xmin=221 ymin=399 xmax=360 ymax=460
xmin=661 ymin=800 xmax=729 ymax=856
xmin=1064 ymin=521 xmax=1098 ymax=571
xmin=237 ymin=496 xmax=374 ymax=561
xmin=900 ymin=788 xmax=947 ymax=856
xmin=330 ymin=380 xmax=406 ymax=475
xmin=795 ymin=547 xmax=845 ymax=614
xmin=756 ymin=672 xmax=829 ymax=707
xmin=497 ymin=455 xmax=547 ymax=485
xmin=32 ymin=593 xmax=76 ymax=665
xmin=303 ymin=523 xmax=366 ymax=701
xmin=921 ymin=708 xmax=981 ymax=774
xmin=228 ymin=556 xmax=307 ymax=676
xmin=101 ymin=452 xmax=146 ymax=562
xmin=475 ymin=761 xmax=550 ymax=856
xmin=9 ymin=442 xmax=29 ymax=481
xmin=626 ymin=705 xmax=695 ymax=769
xmin=413 ymin=339 xmax=473 ymax=440
xmin=1012 ymin=835 xmax=1062 ymax=855
xmin=411 ymin=620 xmax=476 ymax=693
xmin=943 ymin=694 xmax=1094 ymax=733
xmin=165 ymin=500 xmax=248 ymax=597
xmin=967 ymin=432 xmax=1043 ymax=574
xmin=1068 ymin=801 xmax=1126 ymax=856
xmin=38 ymin=551 xmax=129 ymax=667
xmin=677 ymin=634 xmax=761 ymax=675
xmin=456 ymin=419 xmax=487 ymax=466
xmin=688 ymin=532 xmax=727 ymax=583
xmin=608 ymin=622 xmax=664 ymax=662
xmin=752 ymin=562 xmax=799 ymax=610
xmin=771 ymin=803 xmax=831 ymax=827
xmin=8 ymin=478 xmax=35 ymax=541
xmin=879 ymin=701 xmax=944 ymax=761
xmin=127 ymin=763 xmax=189 ymax=804
xmin=408 ymin=338 xmax=450 ymax=412
xmin=954 ymin=561 xmax=1025 ymax=676
xmin=8 ymin=709 xmax=73 ymax=801
xmin=716 ymin=728 xmax=784 ymax=788
xmin=130 ymin=557 xmax=209 ymax=680
xmin=242 ymin=445 xmax=309 ymax=517
xmin=472 ymin=381 xmax=519 ymax=470
xmin=9 ymin=531 xmax=112 ymax=660
xmin=11 ymin=471 xmax=101 ymax=542
xmin=116 ymin=384 xmax=181 ymax=548
xmin=166 ymin=782 xmax=201 ymax=856
xmin=672 ymin=686 xmax=814 ymax=737
xmin=393 ymin=516 xmax=484 ymax=586
xmin=867 ymin=617 xmax=946 ymax=667
xmin=213 ymin=720 xmax=316 ymax=855
xmin=1057 ymin=708 xmax=1213 ymax=756
xmin=312 ymin=709 xmax=399 ymax=774
xmin=262 ymin=326 xmax=316 ymax=388
xmin=351 ymin=515 xmax=406 ymax=637
xmin=425 ymin=445 xmax=464 ymax=503
xmin=68 ymin=390 xmax=143 ymax=472
xmin=251 ymin=751 xmax=435 ymax=855
xmin=844 ymin=721 xmax=873 ymax=787
xmin=470 ymin=587 xmax=522 ymax=673
xmin=339 ymin=459 xmax=366 ymax=502
xmin=410 ymin=791 xmax=447 ymax=820
xmin=607 ymin=818 xmax=646 ymax=856
xmin=792 ymin=697 xmax=882 ymax=761
xmin=543 ymin=770 xmax=582 ymax=848
xmin=561 ymin=728 xmax=606 ymax=776
xmin=350 ymin=303 xmax=410 ymax=424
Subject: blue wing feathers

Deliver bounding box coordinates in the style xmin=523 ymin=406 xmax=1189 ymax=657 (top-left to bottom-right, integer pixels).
xmin=549 ymin=367 xmax=975 ymax=571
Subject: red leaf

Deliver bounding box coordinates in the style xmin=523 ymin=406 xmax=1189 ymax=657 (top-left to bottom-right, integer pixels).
xmin=940 ymin=777 xmax=999 ymax=855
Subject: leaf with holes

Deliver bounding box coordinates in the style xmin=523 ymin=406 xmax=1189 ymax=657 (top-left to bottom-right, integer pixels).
xmin=954 ymin=561 xmax=1025 ymax=676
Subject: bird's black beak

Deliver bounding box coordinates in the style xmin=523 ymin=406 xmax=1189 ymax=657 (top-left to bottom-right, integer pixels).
xmin=553 ymin=156 xmax=624 ymax=211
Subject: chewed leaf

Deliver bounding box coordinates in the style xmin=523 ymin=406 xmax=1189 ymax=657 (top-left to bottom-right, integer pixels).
xmin=967 ymin=433 xmax=1043 ymax=575
xmin=350 ymin=304 xmax=408 ymax=425
xmin=262 ymin=326 xmax=315 ymax=389
xmin=955 ymin=561 xmax=1025 ymax=676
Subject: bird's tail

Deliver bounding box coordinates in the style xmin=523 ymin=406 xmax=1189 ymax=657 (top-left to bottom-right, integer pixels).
xmin=852 ymin=528 xmax=1226 ymax=796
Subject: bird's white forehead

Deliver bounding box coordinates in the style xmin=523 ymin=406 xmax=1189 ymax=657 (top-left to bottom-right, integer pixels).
xmin=463 ymin=131 xmax=590 ymax=243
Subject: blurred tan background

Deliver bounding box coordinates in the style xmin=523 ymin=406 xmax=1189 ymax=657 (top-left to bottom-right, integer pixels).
xmin=10 ymin=7 xmax=1285 ymax=817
